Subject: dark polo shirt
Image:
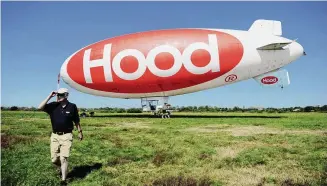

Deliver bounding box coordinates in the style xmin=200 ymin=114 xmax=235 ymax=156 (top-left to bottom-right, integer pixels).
xmin=43 ymin=101 xmax=80 ymax=133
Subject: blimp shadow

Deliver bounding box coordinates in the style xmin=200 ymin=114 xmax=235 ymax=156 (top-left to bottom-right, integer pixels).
xmin=67 ymin=163 xmax=102 ymax=180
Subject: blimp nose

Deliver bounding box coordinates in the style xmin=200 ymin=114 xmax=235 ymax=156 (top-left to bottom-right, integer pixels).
xmin=289 ymin=41 xmax=305 ymax=61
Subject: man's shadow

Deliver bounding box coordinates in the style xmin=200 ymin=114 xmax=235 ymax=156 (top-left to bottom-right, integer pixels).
xmin=67 ymin=163 xmax=102 ymax=180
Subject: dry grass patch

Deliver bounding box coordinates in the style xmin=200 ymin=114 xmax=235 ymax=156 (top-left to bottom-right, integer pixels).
xmin=220 ymin=126 xmax=280 ymax=136
xmin=210 ymin=165 xmax=316 ymax=186
xmin=148 ymin=175 xmax=214 ymax=186
xmin=107 ymin=157 xmax=133 ymax=166
xmin=184 ymin=124 xmax=231 ymax=133
xmin=185 ymin=125 xmax=326 ymax=137
xmin=216 ymin=146 xmax=243 ymax=159
xmin=117 ymin=122 xmax=152 ymax=129
xmin=215 ymin=142 xmax=258 ymax=160
xmin=18 ymin=118 xmax=49 ymax=121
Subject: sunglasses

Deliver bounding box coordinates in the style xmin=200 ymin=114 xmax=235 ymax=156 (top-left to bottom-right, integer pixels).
xmin=57 ymin=94 xmax=66 ymax=97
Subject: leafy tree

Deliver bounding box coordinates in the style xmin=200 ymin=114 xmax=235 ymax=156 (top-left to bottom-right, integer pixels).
xmin=126 ymin=108 xmax=142 ymax=113
xmin=304 ymin=106 xmax=315 ymax=112
xmin=10 ymin=106 xmax=18 ymax=111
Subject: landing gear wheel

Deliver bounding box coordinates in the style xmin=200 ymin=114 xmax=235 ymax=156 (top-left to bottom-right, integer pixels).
xmin=160 ymin=114 xmax=170 ymax=119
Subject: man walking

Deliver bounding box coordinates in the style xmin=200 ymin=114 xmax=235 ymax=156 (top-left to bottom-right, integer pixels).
xmin=38 ymin=88 xmax=83 ymax=183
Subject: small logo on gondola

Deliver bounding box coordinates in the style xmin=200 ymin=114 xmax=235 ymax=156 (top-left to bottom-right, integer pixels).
xmin=261 ymin=76 xmax=278 ymax=84
xmin=225 ymin=74 xmax=237 ymax=82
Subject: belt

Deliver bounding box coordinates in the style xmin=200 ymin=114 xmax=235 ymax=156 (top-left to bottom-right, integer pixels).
xmin=53 ymin=131 xmax=72 ymax=135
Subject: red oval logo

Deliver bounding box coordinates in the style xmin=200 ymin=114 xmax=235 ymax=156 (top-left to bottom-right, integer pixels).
xmin=261 ymin=76 xmax=278 ymax=84
xmin=65 ymin=29 xmax=244 ymax=93
xmin=225 ymin=74 xmax=238 ymax=82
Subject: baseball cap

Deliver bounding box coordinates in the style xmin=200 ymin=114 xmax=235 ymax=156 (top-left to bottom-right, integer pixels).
xmin=57 ymin=88 xmax=69 ymax=94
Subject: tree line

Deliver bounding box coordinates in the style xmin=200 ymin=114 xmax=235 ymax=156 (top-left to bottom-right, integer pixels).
xmin=2 ymin=105 xmax=327 ymax=113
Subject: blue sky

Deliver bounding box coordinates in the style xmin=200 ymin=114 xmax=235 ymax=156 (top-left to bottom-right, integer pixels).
xmin=2 ymin=1 xmax=327 ymax=108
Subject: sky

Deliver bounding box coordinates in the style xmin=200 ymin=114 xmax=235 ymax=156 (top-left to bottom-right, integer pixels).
xmin=1 ymin=1 xmax=327 ymax=108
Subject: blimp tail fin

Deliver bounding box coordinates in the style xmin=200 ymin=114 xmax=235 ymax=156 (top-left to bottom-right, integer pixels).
xmin=257 ymin=42 xmax=292 ymax=50
xmin=249 ymin=19 xmax=282 ymax=36
xmin=254 ymin=69 xmax=290 ymax=88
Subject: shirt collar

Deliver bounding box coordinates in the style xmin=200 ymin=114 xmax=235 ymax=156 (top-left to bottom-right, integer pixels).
xmin=61 ymin=101 xmax=70 ymax=108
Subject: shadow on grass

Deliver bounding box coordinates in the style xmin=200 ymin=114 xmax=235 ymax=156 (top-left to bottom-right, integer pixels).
xmin=90 ymin=114 xmax=285 ymax=119
xmin=67 ymin=163 xmax=102 ymax=180
xmin=319 ymin=164 xmax=327 ymax=186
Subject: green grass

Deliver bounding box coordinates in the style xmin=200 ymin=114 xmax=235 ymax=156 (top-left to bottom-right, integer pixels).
xmin=1 ymin=111 xmax=327 ymax=186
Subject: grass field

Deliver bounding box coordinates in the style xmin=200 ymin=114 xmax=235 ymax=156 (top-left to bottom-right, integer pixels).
xmin=1 ymin=111 xmax=327 ymax=186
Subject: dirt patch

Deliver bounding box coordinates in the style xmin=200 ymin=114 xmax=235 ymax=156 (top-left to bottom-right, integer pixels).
xmin=107 ymin=157 xmax=132 ymax=166
xmin=147 ymin=175 xmax=213 ymax=186
xmin=110 ymin=136 xmax=123 ymax=148
xmin=199 ymin=153 xmax=211 ymax=160
xmin=280 ymin=179 xmax=311 ymax=186
xmin=153 ymin=151 xmax=168 ymax=167
xmin=185 ymin=125 xmax=326 ymax=137
xmin=1 ymin=134 xmax=35 ymax=148
xmin=152 ymin=150 xmax=181 ymax=167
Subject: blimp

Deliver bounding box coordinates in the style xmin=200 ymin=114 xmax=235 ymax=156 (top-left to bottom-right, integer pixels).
xmin=60 ymin=19 xmax=306 ymax=117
